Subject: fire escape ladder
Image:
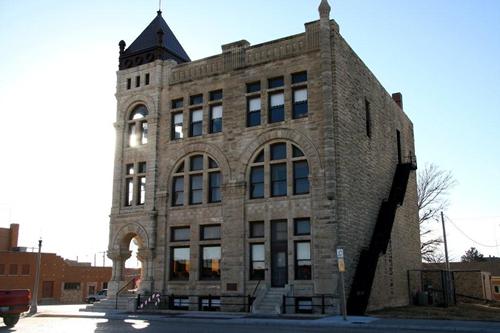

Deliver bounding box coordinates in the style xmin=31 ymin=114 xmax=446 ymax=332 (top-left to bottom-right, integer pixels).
xmin=346 ymin=161 xmax=416 ymax=315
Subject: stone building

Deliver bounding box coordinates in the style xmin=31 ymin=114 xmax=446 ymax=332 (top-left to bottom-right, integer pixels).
xmin=106 ymin=0 xmax=421 ymax=314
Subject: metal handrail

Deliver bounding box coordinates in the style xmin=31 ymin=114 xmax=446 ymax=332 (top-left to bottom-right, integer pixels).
xmin=115 ymin=278 xmax=135 ymax=309
xmin=251 ymin=279 xmax=262 ymax=298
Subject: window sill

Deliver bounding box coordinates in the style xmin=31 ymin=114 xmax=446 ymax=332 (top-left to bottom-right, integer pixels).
xmin=169 ymin=202 xmax=223 ymax=210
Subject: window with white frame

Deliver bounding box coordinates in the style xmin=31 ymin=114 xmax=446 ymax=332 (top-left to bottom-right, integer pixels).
xmin=127 ymin=105 xmax=148 ymax=147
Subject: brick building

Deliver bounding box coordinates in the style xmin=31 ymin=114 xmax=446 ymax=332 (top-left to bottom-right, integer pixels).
xmin=0 ymin=224 xmax=118 ymax=304
xmin=107 ymin=0 xmax=421 ymax=314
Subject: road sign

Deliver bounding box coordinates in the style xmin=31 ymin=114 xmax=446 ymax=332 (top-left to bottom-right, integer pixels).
xmin=336 ymin=248 xmax=344 ymax=259
xmin=338 ymin=258 xmax=345 ymax=272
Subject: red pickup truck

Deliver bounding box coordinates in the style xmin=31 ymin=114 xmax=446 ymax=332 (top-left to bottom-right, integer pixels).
xmin=0 ymin=290 xmax=31 ymax=327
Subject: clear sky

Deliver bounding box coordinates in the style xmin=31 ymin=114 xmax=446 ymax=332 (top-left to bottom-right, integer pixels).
xmin=0 ymin=0 xmax=499 ymax=266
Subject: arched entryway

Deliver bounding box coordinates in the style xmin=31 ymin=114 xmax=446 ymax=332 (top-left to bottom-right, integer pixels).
xmin=107 ymin=223 xmax=154 ymax=296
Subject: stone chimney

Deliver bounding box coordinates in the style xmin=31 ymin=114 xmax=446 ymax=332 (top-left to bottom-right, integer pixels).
xmin=9 ymin=223 xmax=19 ymax=250
xmin=392 ymin=92 xmax=403 ymax=110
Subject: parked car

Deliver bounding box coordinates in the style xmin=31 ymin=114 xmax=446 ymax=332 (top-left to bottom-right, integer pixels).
xmin=0 ymin=289 xmax=31 ymax=328
xmin=85 ymin=289 xmax=107 ymax=303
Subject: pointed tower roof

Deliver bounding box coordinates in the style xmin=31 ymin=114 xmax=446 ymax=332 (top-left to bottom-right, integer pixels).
xmin=119 ymin=11 xmax=190 ymax=69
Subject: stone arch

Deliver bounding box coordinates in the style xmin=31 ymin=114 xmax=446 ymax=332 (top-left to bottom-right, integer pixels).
xmin=238 ymin=127 xmax=323 ymax=181
xmin=120 ymin=93 xmax=157 ymax=121
xmin=111 ymin=222 xmax=150 ymax=252
xmin=165 ymin=142 xmax=232 ymax=184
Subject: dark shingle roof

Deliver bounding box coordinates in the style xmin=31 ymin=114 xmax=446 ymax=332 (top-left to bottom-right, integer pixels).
xmin=124 ymin=11 xmax=190 ymax=62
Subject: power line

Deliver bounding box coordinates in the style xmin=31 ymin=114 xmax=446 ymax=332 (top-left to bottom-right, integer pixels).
xmin=445 ymin=215 xmax=498 ymax=248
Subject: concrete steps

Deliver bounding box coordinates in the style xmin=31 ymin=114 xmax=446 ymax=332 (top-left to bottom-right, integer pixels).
xmin=82 ymin=295 xmax=136 ymax=312
xmin=252 ymin=288 xmax=286 ymax=314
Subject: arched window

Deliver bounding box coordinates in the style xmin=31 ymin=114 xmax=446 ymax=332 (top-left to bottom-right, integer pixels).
xmin=127 ymin=105 xmax=148 ymax=147
xmin=171 ymin=154 xmax=222 ymax=207
xmin=249 ymin=142 xmax=309 ymax=199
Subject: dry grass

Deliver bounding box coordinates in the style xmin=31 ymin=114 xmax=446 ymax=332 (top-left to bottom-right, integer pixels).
xmin=368 ymin=303 xmax=500 ymax=322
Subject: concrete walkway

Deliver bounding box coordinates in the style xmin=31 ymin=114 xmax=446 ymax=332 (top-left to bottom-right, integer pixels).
xmin=28 ymin=304 xmax=500 ymax=333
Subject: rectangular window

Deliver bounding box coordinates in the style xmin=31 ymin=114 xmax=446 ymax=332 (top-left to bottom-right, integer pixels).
xmin=128 ymin=123 xmax=137 ymax=147
xmin=365 ymin=99 xmax=372 ymax=138
xmin=201 ymin=225 xmax=221 ymax=240
xmin=268 ymin=76 xmax=284 ymax=89
xmin=172 ymin=113 xmax=183 ymax=140
xmin=250 ymin=221 xmax=264 ymax=238
xmin=135 ymin=76 xmax=140 ymax=88
xmin=9 ymin=264 xmax=17 ymax=275
xmin=21 ymin=264 xmax=30 ymax=275
xmin=190 ymin=94 xmax=203 ymax=105
xmin=173 ymin=297 xmax=189 ymax=310
xmin=127 ymin=78 xmax=131 ymax=90
xmin=293 ymin=161 xmax=310 ymax=195
xmin=190 ymin=155 xmax=204 ymax=171
xmin=138 ymin=162 xmax=146 ymax=174
xmin=250 ymin=166 xmax=264 ymax=199
xmin=126 ymin=164 xmax=134 ymax=175
xmin=172 ymin=176 xmax=184 ymax=206
xmin=271 ymin=163 xmax=287 ymax=197
xmin=171 ymin=227 xmax=190 ymax=242
xmin=250 ymin=243 xmax=265 ymax=280
xmin=0 ymin=264 xmax=5 ymax=275
xmin=295 ymin=241 xmax=311 ymax=280
xmin=495 ymin=286 xmax=500 ymax=293
xmin=199 ymin=297 xmax=221 ymax=311
xmin=145 ymin=73 xmax=150 ymax=85
xmin=172 ymin=98 xmax=184 ymax=109
xmin=64 ymin=282 xmax=81 ymax=290
xmin=292 ymin=88 xmax=308 ymax=119
xmin=141 ymin=122 xmax=148 ymax=145
xmin=292 ymin=71 xmax=308 ymax=84
xmin=208 ymin=172 xmax=221 ymax=203
xmin=137 ymin=176 xmax=146 ymax=205
xmin=247 ymin=81 xmax=261 ymax=93
xmin=210 ymin=105 xmax=223 ymax=133
xmin=294 ymin=218 xmax=311 ymax=236
xmin=270 ymin=143 xmax=286 ymax=160
xmin=269 ymin=92 xmax=285 ymax=123
xmin=247 ymin=97 xmax=261 ymax=127
xmin=125 ymin=178 xmax=134 ymax=206
xmin=209 ymin=90 xmax=223 ymax=101
xmin=171 ymin=247 xmax=190 ymax=280
xmin=190 ymin=109 xmax=203 ymax=137
xmin=200 ymin=245 xmax=221 ymax=280
xmin=190 ymin=174 xmax=203 ymax=205
xmin=295 ymin=297 xmax=313 ymax=314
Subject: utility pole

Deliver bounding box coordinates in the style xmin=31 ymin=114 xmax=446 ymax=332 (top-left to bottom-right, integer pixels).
xmin=29 ymin=238 xmax=42 ymax=315
xmin=441 ymin=212 xmax=454 ymax=306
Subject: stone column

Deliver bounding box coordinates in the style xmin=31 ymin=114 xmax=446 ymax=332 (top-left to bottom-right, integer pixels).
xmin=107 ymin=249 xmax=132 ymax=296
xmin=137 ymin=247 xmax=155 ymax=294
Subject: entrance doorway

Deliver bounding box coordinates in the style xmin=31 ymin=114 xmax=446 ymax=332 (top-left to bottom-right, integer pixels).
xmin=271 ymin=220 xmax=288 ymax=287
xmin=42 ymin=281 xmax=54 ymax=298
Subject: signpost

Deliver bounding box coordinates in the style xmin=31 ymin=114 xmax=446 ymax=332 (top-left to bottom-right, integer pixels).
xmin=337 ymin=247 xmax=347 ymax=320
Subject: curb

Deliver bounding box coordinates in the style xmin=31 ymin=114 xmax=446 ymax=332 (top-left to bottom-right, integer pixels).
xmin=29 ymin=312 xmax=500 ymax=333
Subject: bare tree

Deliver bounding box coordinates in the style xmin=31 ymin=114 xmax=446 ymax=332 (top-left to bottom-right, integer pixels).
xmin=417 ymin=163 xmax=457 ymax=262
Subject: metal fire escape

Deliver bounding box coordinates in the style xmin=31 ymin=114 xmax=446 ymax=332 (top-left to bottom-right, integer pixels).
xmin=346 ymin=156 xmax=417 ymax=315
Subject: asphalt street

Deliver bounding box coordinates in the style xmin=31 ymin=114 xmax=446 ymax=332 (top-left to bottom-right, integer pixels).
xmin=0 ymin=316 xmax=459 ymax=333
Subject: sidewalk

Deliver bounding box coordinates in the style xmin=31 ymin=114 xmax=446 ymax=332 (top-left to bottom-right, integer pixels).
xmin=29 ymin=304 xmax=500 ymax=333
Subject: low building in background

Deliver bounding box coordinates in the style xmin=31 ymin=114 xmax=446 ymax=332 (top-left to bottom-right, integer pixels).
xmin=422 ymin=261 xmax=500 ymax=303
xmin=0 ymin=223 xmax=139 ymax=304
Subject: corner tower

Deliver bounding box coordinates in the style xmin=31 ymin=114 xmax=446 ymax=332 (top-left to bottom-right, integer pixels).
xmin=107 ymin=10 xmax=190 ymax=297
xmin=119 ymin=10 xmax=190 ymax=70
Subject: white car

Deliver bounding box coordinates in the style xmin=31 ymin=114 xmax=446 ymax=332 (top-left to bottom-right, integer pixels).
xmin=85 ymin=289 xmax=107 ymax=303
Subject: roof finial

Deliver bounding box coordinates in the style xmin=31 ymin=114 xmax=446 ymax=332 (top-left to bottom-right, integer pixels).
xmin=319 ymin=0 xmax=331 ymax=20
xmin=157 ymin=0 xmax=162 ymax=15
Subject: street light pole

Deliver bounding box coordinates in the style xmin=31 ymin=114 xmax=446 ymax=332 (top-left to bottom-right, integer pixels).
xmin=29 ymin=238 xmax=42 ymax=315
